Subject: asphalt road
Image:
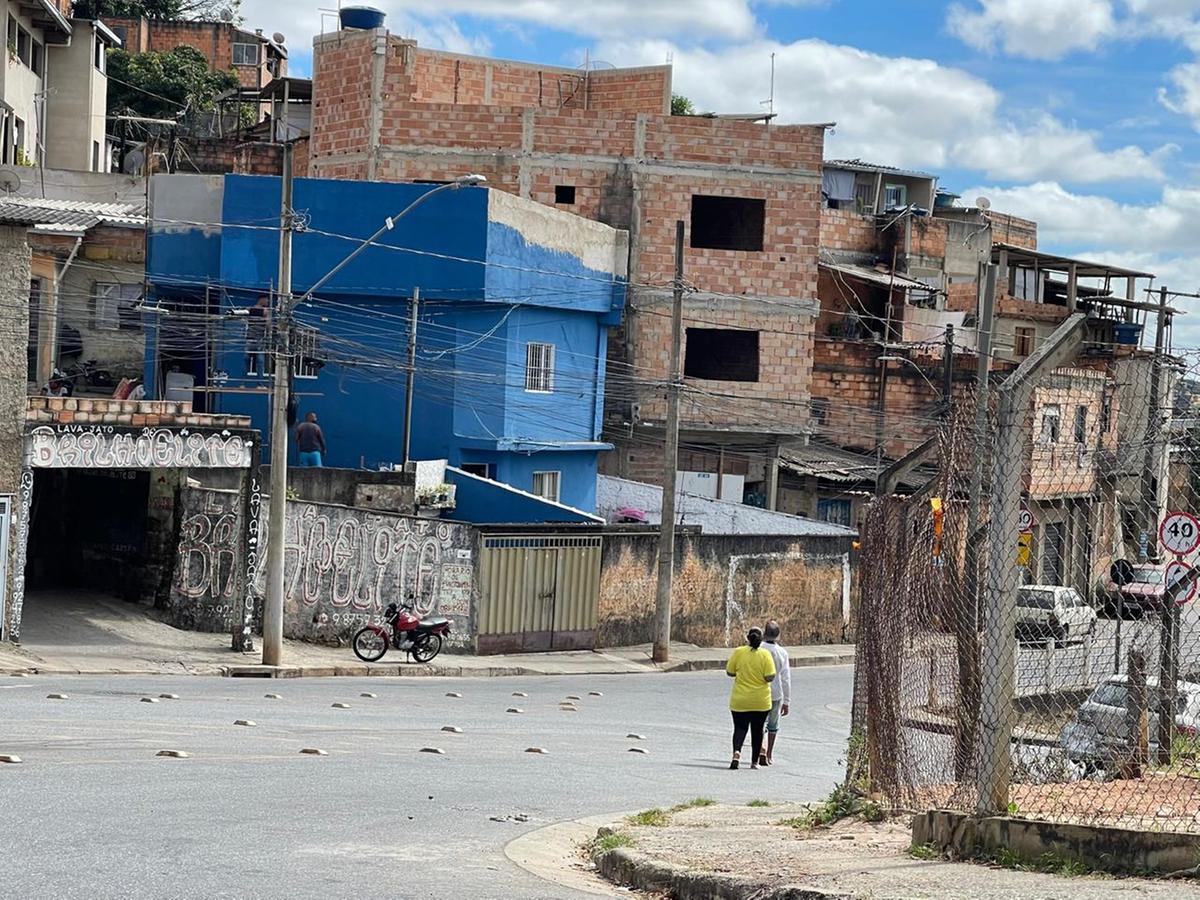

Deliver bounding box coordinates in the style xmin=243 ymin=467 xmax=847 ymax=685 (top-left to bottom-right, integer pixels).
xmin=0 ymin=666 xmax=852 ymax=900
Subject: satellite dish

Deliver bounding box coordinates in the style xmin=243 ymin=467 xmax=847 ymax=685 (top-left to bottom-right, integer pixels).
xmin=218 ymin=7 xmax=234 ymax=21
xmin=272 ymin=32 xmax=285 ymax=44
xmin=975 ymin=196 xmax=992 ymax=210
xmin=0 ymin=168 xmax=21 ymax=194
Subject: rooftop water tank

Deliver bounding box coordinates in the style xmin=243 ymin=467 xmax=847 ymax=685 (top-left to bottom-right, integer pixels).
xmin=339 ymin=5 xmax=385 ymax=30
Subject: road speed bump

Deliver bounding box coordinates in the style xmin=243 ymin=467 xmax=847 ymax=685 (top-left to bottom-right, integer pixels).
xmin=512 ymin=691 xmax=528 ymax=698
xmin=299 ymin=748 xmax=327 ymax=756
xmin=589 ymin=691 xmax=603 ymax=697
xmin=159 ymin=693 xmax=179 ymax=700
xmin=264 ymin=693 xmax=283 ymax=700
xmin=360 ymin=692 xmax=377 ymax=699
xmin=140 ymin=697 xmax=160 ymax=704
xmin=156 ymin=750 xmax=190 ymax=758
xmin=441 ymin=725 xmax=463 ymax=734
xmin=0 ymin=754 xmax=21 ymax=764
xmin=626 ymin=733 xmax=646 ymax=740
xmin=524 ymin=747 xmax=549 ymax=755
xmin=445 ymin=692 xmax=462 ymax=698
xmin=628 ymin=747 xmax=649 ymax=755
xmin=419 ymin=747 xmax=445 ymax=755
xmin=234 ymin=720 xmax=256 ymax=727
xmin=46 ymin=693 xmax=68 ymax=700
xmin=506 ymin=707 xmax=524 ymax=714
xmin=331 ymin=702 xmax=351 ymax=709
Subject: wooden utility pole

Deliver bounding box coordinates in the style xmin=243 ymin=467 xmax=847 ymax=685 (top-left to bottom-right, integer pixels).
xmin=652 ymin=221 xmax=685 ymax=664
xmin=401 ymin=286 xmax=420 ymax=466
xmin=942 ymin=323 xmax=955 ymax=415
xmin=262 ymin=141 xmax=294 ymax=667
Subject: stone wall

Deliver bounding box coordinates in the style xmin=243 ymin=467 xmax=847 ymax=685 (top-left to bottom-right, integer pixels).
xmin=167 ymin=488 xmax=477 ymax=646
xmin=597 ymin=529 xmax=852 ymax=648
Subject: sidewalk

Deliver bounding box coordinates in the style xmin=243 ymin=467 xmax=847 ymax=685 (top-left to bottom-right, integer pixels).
xmin=591 ymin=803 xmax=1200 ymax=899
xmin=0 ymin=592 xmax=854 ymax=677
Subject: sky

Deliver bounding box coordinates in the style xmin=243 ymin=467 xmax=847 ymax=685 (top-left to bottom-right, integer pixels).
xmin=247 ymin=0 xmax=1200 ymax=341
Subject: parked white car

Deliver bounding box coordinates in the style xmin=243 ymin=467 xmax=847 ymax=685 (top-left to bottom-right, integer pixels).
xmin=1015 ymin=585 xmax=1097 ymax=645
xmin=1060 ymin=675 xmax=1200 ymax=766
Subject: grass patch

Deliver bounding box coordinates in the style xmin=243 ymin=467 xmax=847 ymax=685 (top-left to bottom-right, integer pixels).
xmin=986 ymin=847 xmax=1091 ymax=877
xmin=627 ymin=808 xmax=671 ymax=827
xmin=909 ymin=843 xmax=942 ymax=861
xmin=669 ymin=797 xmax=716 ymax=813
xmin=802 ymin=782 xmax=885 ymax=827
xmin=776 ymin=816 xmax=809 ymax=830
xmin=746 ymin=799 xmax=771 ymax=808
xmin=589 ymin=830 xmax=635 ymax=854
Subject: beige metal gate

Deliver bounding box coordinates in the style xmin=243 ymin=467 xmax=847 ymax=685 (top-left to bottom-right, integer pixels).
xmin=476 ymin=534 xmax=602 ymax=654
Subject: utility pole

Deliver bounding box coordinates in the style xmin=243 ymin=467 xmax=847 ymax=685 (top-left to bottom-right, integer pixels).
xmin=401 ymin=286 xmax=420 ymax=466
xmin=262 ymin=142 xmax=294 ymax=668
xmin=652 ymin=220 xmax=685 ymax=664
xmin=955 ymin=263 xmax=996 ymax=778
xmin=942 ymin=322 xmax=955 ymax=416
xmin=1147 ymin=285 xmax=1176 ymax=761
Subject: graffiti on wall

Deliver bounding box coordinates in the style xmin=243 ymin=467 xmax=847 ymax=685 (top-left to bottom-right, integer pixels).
xmin=26 ymin=425 xmax=253 ymax=469
xmin=237 ymin=471 xmax=262 ymax=651
xmin=168 ymin=489 xmax=476 ymax=643
xmin=7 ymin=469 xmax=32 ymax=640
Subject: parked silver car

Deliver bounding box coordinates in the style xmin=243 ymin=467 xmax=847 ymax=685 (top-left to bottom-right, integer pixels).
xmin=1015 ymin=585 xmax=1097 ymax=646
xmin=1060 ymin=675 xmax=1200 ymax=766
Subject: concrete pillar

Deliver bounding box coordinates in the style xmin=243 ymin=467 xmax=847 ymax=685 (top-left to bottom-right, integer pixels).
xmin=0 ymin=226 xmax=31 ymax=639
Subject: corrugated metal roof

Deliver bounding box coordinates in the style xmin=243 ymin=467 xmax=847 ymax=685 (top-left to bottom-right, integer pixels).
xmin=780 ymin=440 xmax=936 ymax=492
xmin=824 ymin=158 xmax=937 ymax=179
xmin=596 ymin=475 xmax=857 ymax=538
xmin=820 ymin=261 xmax=931 ymax=291
xmin=0 ymin=197 xmax=145 ymax=232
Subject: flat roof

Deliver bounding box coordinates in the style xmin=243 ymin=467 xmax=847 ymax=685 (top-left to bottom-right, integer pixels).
xmin=820 ymin=261 xmax=932 ymax=292
xmin=260 ymin=78 xmax=312 ymax=102
xmin=994 ymin=242 xmax=1154 ymax=280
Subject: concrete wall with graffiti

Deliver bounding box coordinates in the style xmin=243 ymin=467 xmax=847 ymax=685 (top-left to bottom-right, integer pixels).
xmin=168 ymin=488 xmax=477 ymax=646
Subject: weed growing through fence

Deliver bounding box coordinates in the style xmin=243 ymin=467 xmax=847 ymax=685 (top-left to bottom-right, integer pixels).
xmin=987 ymin=847 xmax=1091 ymax=877
xmin=802 ymin=782 xmax=885 ymax=827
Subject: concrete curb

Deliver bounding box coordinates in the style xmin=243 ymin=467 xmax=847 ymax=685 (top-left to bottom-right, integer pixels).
xmin=594 ymin=846 xmax=853 ymax=899
xmin=0 ymin=649 xmax=854 ymax=680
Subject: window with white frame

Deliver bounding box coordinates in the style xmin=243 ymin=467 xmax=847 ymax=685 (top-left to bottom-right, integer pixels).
xmin=883 ymin=183 xmax=907 ymax=209
xmin=293 ymin=324 xmax=323 ymax=379
xmin=232 ymin=42 xmax=260 ymax=66
xmin=93 ymin=283 xmax=142 ymax=331
xmin=525 ymin=342 xmax=555 ymax=392
xmin=532 ymin=471 xmax=561 ymax=503
xmin=1040 ymin=404 xmax=1061 ymax=445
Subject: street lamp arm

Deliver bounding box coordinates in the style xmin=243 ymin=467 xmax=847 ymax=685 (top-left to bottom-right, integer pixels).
xmin=298 ymin=174 xmax=486 ymax=304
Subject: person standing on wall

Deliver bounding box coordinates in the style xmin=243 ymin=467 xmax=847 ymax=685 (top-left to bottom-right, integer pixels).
xmin=296 ymin=412 xmax=326 ymax=468
xmin=725 ymin=626 xmax=776 ymax=770
xmin=760 ymin=620 xmax=791 ymax=766
xmin=246 ymin=295 xmax=271 ymax=376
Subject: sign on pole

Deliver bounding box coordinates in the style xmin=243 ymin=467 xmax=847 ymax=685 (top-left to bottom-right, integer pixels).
xmin=1159 ymin=512 xmax=1200 ymax=558
xmin=1016 ymin=533 xmax=1032 ymax=567
xmin=1018 ymin=507 xmax=1034 ymax=535
xmin=1166 ymin=560 xmax=1197 ymax=606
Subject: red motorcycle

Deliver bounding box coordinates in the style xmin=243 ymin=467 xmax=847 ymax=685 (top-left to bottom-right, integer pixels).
xmin=352 ymin=598 xmax=451 ymax=663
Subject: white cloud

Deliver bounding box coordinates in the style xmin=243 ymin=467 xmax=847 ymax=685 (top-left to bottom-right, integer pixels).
xmin=953 ymin=116 xmax=1175 ymax=182
xmin=946 ymin=0 xmax=1117 ymax=60
xmin=601 ymin=37 xmax=1171 ymax=184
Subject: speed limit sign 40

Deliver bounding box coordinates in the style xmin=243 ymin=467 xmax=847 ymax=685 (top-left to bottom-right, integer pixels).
xmin=1160 ymin=512 xmax=1200 ymax=557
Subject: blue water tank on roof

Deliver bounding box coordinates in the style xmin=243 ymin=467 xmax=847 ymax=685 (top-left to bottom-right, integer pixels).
xmin=339 ymin=6 xmax=385 ymax=30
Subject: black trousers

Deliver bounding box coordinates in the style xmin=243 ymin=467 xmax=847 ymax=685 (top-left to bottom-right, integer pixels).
xmin=731 ymin=709 xmax=768 ymax=760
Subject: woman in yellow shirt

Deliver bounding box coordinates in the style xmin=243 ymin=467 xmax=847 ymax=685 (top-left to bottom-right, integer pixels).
xmin=725 ymin=626 xmax=776 ymax=770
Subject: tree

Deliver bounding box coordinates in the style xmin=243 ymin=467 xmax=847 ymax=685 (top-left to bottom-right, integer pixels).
xmin=106 ymin=45 xmax=239 ymax=120
xmin=671 ymin=94 xmax=695 ymax=116
xmin=71 ymin=0 xmax=241 ymax=21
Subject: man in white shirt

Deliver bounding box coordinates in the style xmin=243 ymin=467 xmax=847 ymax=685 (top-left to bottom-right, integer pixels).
xmin=761 ymin=620 xmax=791 ymax=766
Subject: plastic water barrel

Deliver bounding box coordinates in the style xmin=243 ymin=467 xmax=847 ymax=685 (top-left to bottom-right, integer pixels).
xmin=339 ymin=6 xmax=386 ymax=30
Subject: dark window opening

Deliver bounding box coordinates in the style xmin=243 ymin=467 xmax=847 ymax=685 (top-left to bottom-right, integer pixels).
xmin=460 ymin=463 xmax=495 ymax=480
xmin=1074 ymin=405 xmax=1087 ymax=444
xmin=684 ymin=328 xmax=759 ymax=382
xmin=554 ymin=185 xmax=576 ymax=204
xmin=811 ymin=397 xmax=829 ymax=426
xmin=690 ymin=195 xmax=765 ymax=252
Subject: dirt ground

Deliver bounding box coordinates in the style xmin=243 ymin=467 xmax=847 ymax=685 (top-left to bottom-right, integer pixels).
xmin=611 ymin=803 xmax=1200 ymax=899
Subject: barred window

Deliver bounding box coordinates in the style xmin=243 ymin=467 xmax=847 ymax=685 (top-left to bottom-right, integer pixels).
xmin=532 ymin=471 xmax=561 ymax=503
xmin=525 ymin=342 xmax=555 ymax=393
xmin=293 ymin=325 xmax=323 ymax=379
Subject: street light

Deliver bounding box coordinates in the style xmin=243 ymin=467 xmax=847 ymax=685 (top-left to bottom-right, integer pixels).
xmin=261 ymin=168 xmax=488 ymax=667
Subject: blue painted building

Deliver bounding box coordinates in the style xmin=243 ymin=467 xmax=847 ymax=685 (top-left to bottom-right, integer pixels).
xmin=144 ymin=174 xmax=628 ymax=515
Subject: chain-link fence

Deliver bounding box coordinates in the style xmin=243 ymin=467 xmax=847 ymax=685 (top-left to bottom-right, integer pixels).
xmin=856 ymin=314 xmax=1200 ymax=832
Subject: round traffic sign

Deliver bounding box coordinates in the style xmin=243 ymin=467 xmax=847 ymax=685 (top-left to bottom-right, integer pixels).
xmin=1160 ymin=512 xmax=1200 ymax=557
xmin=1018 ymin=508 xmax=1034 ymax=535
xmin=1166 ymin=560 xmax=1197 ymax=606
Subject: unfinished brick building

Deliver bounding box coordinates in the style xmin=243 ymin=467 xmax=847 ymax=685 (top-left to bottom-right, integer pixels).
xmin=308 ymin=26 xmax=828 ymax=507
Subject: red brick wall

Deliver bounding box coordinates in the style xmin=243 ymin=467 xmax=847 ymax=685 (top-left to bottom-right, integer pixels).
xmin=946 ymin=281 xmax=977 ymax=313
xmin=586 ymin=67 xmax=670 ymax=113
xmin=110 ymin=19 xmax=281 ymax=89
xmin=987 ymin=210 xmax=1038 ymax=250
xmin=27 ymin=397 xmax=250 ymax=431
xmin=820 ymin=207 xmax=878 ymax=253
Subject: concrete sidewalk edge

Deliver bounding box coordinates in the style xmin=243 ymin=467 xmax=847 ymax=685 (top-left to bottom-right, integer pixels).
xmin=593 ymin=845 xmax=853 ymax=900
